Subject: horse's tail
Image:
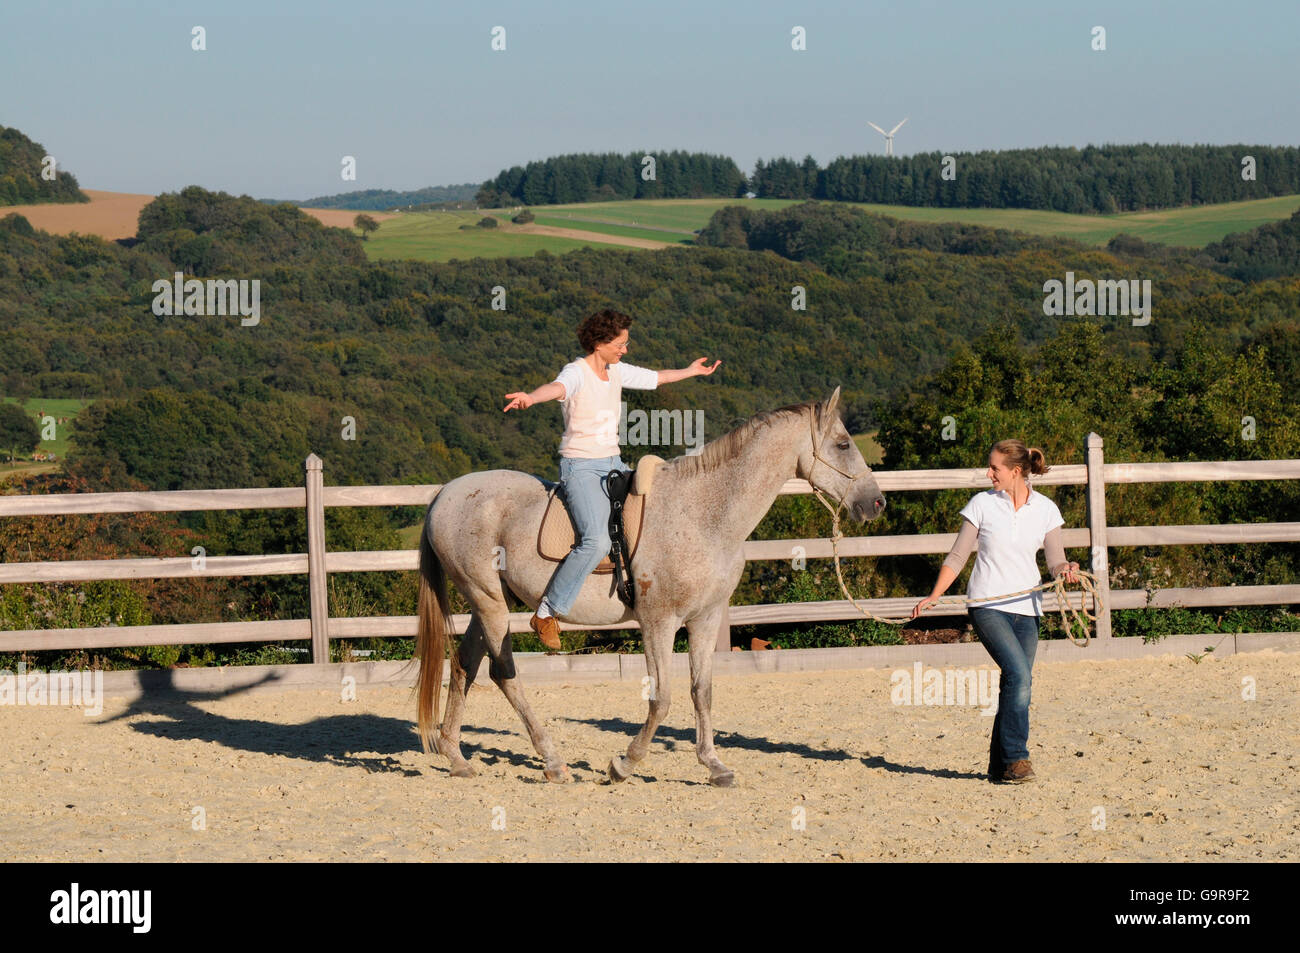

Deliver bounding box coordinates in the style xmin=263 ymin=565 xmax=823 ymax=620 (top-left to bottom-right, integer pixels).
xmin=416 ymin=500 xmax=451 ymax=754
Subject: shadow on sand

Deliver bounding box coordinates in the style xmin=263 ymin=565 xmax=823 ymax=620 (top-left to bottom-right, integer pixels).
xmin=95 ymin=670 xmax=540 ymax=777
xmin=95 ymin=674 xmax=982 ymax=782
xmin=564 ymin=715 xmax=985 ymax=781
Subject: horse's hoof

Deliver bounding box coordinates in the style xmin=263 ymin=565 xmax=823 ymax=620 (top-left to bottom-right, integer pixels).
xmin=544 ymin=764 xmax=572 ymax=784
xmin=608 ymin=756 xmax=634 ymax=783
xmin=449 ymin=762 xmax=476 ymax=779
xmin=709 ymin=771 xmax=736 ymax=788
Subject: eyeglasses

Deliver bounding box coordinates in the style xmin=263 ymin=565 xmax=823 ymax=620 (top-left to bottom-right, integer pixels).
xmin=605 ymin=339 xmax=629 ymax=351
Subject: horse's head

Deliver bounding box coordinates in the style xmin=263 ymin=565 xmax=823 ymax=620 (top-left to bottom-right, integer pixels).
xmin=798 ymin=387 xmax=886 ymax=524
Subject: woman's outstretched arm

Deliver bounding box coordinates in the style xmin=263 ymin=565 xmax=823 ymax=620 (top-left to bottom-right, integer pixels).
xmin=503 ymin=381 xmax=566 ymax=412
xmin=655 ymin=358 xmax=721 ymax=385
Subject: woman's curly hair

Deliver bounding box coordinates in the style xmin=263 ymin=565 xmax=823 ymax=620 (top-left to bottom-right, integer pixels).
xmin=577 ymin=309 xmax=632 ymax=353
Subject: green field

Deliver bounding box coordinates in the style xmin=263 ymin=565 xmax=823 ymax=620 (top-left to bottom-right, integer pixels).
xmin=364 ymin=210 xmax=598 ymax=261
xmin=359 ymin=195 xmax=1300 ymax=262
xmin=854 ymin=432 xmax=883 ymax=466
xmin=0 ymin=397 xmax=92 ymax=477
xmin=844 ymin=194 xmax=1300 ymax=247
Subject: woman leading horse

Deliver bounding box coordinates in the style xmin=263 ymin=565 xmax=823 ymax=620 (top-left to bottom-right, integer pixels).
xmin=912 ymin=440 xmax=1080 ymax=784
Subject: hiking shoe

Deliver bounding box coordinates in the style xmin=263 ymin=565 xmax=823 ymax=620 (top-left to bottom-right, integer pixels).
xmin=529 ymin=612 xmax=561 ymax=651
xmin=1000 ymin=759 xmax=1036 ymax=783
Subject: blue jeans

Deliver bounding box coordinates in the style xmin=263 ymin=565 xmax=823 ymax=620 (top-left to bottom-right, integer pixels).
xmin=970 ymin=607 xmax=1040 ymax=765
xmin=544 ymin=454 xmax=625 ymax=617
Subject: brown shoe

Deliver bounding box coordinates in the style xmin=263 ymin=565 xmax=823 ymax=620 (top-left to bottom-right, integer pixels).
xmin=999 ymin=759 xmax=1036 ymax=783
xmin=529 ymin=612 xmax=561 ymax=650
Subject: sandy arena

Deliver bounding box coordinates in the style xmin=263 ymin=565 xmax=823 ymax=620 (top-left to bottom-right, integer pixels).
xmin=2 ymin=651 xmax=1295 ymax=862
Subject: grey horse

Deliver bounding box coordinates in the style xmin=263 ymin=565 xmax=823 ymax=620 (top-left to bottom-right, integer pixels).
xmin=414 ymin=387 xmax=886 ymax=786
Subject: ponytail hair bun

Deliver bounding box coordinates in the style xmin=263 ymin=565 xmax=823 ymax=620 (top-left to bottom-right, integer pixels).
xmin=991 ymin=439 xmax=1050 ymax=479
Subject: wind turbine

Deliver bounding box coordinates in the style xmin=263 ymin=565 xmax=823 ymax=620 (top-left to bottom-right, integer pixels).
xmin=867 ymin=117 xmax=908 ymax=156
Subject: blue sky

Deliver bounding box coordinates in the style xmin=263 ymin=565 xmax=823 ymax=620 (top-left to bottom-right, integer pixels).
xmin=3 ymin=0 xmax=1298 ymax=199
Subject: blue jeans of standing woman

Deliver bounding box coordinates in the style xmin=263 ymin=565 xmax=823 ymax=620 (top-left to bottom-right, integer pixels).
xmin=544 ymin=454 xmax=625 ymax=617
xmin=970 ymin=606 xmax=1039 ymax=765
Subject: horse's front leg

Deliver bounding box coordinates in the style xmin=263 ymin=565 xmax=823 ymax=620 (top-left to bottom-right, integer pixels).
xmin=608 ymin=617 xmax=677 ymax=783
xmin=686 ymin=605 xmax=734 ymax=787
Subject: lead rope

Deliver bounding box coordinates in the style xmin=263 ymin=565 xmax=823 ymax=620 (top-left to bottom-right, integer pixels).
xmin=805 ymin=411 xmax=1099 ymax=646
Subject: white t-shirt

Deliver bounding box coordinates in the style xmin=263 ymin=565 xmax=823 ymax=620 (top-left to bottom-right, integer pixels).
xmin=958 ymin=487 xmax=1065 ymax=616
xmin=553 ymin=357 xmax=658 ymax=458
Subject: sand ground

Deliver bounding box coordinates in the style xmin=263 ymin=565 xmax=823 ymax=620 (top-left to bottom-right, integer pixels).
xmin=1 ymin=651 xmax=1295 ymax=862
xmin=506 ymin=221 xmax=673 ymax=249
xmin=4 ymin=190 xmax=393 ymax=240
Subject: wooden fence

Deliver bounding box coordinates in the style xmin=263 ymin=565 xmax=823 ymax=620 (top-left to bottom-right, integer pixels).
xmin=1 ymin=432 xmax=1298 ymax=660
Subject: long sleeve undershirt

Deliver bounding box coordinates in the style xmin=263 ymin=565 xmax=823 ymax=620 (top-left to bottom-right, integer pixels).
xmin=941 ymin=519 xmax=1070 ymax=578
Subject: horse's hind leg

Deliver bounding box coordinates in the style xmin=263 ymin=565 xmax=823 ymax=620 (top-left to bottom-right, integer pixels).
xmin=438 ymin=614 xmax=487 ymax=778
xmin=478 ymin=604 xmax=571 ymax=783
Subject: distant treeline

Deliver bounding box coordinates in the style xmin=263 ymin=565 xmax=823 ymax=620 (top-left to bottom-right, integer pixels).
xmin=285 ymin=183 xmax=481 ymax=211
xmin=477 ymin=151 xmax=747 ymax=208
xmin=271 ymin=144 xmax=1300 ymax=217
xmin=0 ymin=126 xmax=89 ymax=206
xmin=752 ymin=145 xmax=1300 ymax=213
xmin=475 ymin=144 xmax=1300 ymax=214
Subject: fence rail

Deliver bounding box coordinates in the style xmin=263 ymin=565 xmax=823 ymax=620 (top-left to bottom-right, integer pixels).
xmin=2 ymin=434 xmax=1298 ymax=659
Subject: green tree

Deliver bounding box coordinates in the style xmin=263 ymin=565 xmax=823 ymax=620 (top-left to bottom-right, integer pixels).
xmin=0 ymin=402 xmax=39 ymax=462
xmin=354 ymin=214 xmax=380 ymax=239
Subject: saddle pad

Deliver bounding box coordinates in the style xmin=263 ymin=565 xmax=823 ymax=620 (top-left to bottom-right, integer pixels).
xmin=538 ymin=486 xmax=646 ymax=573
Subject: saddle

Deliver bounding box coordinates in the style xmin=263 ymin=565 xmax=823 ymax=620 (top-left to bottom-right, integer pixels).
xmin=538 ymin=455 xmax=663 ymax=606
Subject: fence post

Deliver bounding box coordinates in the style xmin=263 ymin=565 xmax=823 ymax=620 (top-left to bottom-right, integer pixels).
xmin=715 ymin=602 xmax=731 ymax=652
xmin=305 ymin=453 xmax=330 ymax=662
xmin=1085 ymin=432 xmax=1112 ymax=640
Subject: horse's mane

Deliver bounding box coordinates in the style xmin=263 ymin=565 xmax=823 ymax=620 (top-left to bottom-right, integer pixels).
xmin=665 ymin=399 xmax=819 ymax=480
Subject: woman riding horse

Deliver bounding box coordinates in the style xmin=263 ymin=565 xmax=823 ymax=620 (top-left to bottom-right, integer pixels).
xmin=503 ymin=308 xmax=720 ymax=649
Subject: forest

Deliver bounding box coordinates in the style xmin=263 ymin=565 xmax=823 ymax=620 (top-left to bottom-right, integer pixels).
xmin=474 ymin=145 xmax=1300 ymax=214
xmin=752 ymin=145 xmax=1300 ymax=212
xmin=1 ymin=186 xmax=1297 ymax=664
xmin=477 ymin=150 xmax=749 ymax=207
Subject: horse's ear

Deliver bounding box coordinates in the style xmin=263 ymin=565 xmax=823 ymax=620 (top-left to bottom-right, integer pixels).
xmin=820 ymin=386 xmax=842 ymax=437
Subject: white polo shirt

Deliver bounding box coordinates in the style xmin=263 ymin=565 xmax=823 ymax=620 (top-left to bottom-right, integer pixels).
xmin=958 ymin=487 xmax=1065 ymax=616
xmin=553 ymin=357 xmax=658 ymax=458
